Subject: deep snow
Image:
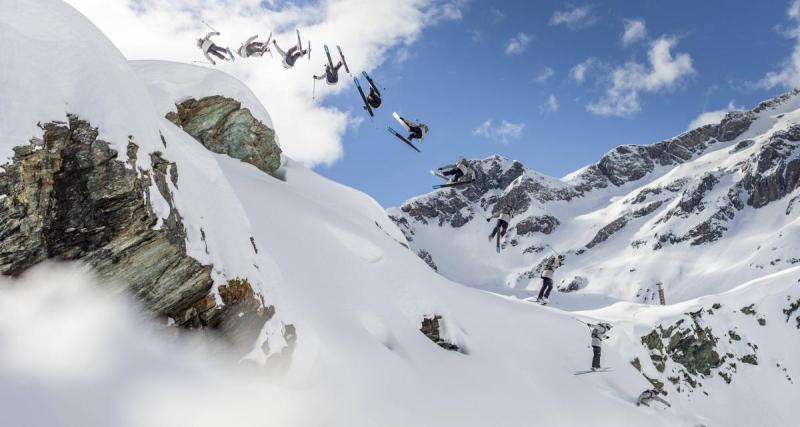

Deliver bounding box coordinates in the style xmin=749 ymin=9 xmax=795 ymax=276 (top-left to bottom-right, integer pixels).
xmin=0 ymin=1 xmax=797 ymax=426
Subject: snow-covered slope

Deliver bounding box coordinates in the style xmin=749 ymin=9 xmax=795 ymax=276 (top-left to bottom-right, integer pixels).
xmin=1 ymin=1 xmax=797 ymax=426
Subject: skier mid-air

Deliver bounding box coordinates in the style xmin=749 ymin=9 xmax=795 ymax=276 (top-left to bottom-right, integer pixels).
xmin=314 ymin=61 xmax=344 ymax=85
xmin=197 ymin=32 xmax=234 ymax=65
xmin=436 ymin=158 xmax=474 ymax=184
xmin=487 ymin=206 xmax=513 ymax=242
xmin=237 ymin=34 xmax=271 ymax=58
xmin=536 ymin=254 xmax=564 ymax=305
xmin=354 ymin=71 xmax=383 ymax=117
xmin=273 ymin=30 xmax=309 ymax=69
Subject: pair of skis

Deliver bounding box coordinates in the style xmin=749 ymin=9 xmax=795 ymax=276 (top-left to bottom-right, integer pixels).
xmin=323 ymin=44 xmax=350 ymax=75
xmin=430 ymin=169 xmax=474 ymax=189
xmin=574 ymin=367 xmax=613 ymax=376
xmin=297 ymin=30 xmax=310 ymax=59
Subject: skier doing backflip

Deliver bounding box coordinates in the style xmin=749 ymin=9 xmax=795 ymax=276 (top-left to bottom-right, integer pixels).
xmin=437 ymin=158 xmax=474 ymax=183
xmin=588 ymin=322 xmax=612 ymax=371
xmin=273 ymin=32 xmax=309 ymax=69
xmin=394 ymin=114 xmax=429 ymax=143
xmin=487 ymin=206 xmax=513 ymax=241
xmin=536 ymin=254 xmax=564 ymax=304
xmin=636 ymin=389 xmax=671 ymax=408
xmin=237 ymin=34 xmax=271 ymax=58
xmin=197 ymin=32 xmax=234 ymax=65
xmin=314 ymin=61 xmax=344 ymax=85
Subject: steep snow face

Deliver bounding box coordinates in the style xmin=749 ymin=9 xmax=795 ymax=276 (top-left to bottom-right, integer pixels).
xmin=392 ymin=91 xmax=800 ymax=305
xmin=0 ymin=0 xmax=164 ymax=169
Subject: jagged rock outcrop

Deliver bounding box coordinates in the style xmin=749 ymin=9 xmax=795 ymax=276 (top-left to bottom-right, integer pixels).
xmin=167 ymin=95 xmax=282 ymax=175
xmin=420 ymin=315 xmax=461 ymax=352
xmin=0 ymin=115 xmax=282 ymax=357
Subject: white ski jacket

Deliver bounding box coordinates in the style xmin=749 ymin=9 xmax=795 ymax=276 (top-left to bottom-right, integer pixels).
xmin=541 ymin=256 xmax=563 ymax=280
xmin=238 ymin=35 xmax=259 ymax=58
xmin=493 ymin=211 xmax=512 ymax=223
xmin=590 ymin=324 xmax=610 ymax=347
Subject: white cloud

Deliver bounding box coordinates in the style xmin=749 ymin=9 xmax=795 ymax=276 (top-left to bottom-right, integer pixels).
xmin=570 ymin=58 xmax=595 ymax=84
xmin=549 ymin=5 xmax=596 ymax=31
xmin=543 ymin=94 xmax=560 ymax=112
xmin=64 ymin=0 xmax=466 ymax=167
xmin=535 ymin=67 xmax=555 ymax=83
xmin=757 ymin=0 xmax=800 ymax=89
xmin=468 ymin=29 xmax=483 ymax=43
xmin=587 ymin=36 xmax=695 ymax=117
xmin=505 ymin=32 xmax=534 ymax=55
xmin=622 ymin=19 xmax=647 ymax=46
xmin=472 ymin=119 xmax=525 ymax=143
xmin=687 ymin=101 xmax=742 ymax=130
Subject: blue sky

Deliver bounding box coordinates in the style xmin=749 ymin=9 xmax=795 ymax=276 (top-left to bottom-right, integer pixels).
xmin=317 ymin=0 xmax=799 ymax=207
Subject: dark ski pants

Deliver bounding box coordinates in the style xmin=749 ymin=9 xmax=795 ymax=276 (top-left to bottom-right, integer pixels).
xmin=442 ymin=169 xmax=464 ymax=182
xmin=409 ymin=127 xmax=423 ymax=141
xmin=592 ymin=345 xmax=601 ymax=368
xmin=209 ymin=45 xmax=227 ymax=60
xmin=538 ymin=277 xmax=554 ymax=299
xmin=490 ymin=220 xmax=509 ymax=239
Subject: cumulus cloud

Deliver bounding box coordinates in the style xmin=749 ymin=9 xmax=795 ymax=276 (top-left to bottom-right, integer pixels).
xmin=757 ymin=0 xmax=800 ymax=89
xmin=473 ymin=119 xmax=525 ymax=143
xmin=535 ymin=67 xmax=555 ymax=83
xmin=587 ymin=36 xmax=695 ymax=117
xmin=549 ymin=5 xmax=596 ymax=31
xmin=505 ymin=32 xmax=535 ymax=55
xmin=64 ymin=0 xmax=466 ymax=167
xmin=622 ymin=19 xmax=647 ymax=46
xmin=571 ymin=58 xmax=596 ymax=84
xmin=687 ymin=101 xmax=742 ymax=130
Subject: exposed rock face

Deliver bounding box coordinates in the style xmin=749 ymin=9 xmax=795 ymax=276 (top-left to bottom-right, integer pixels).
xmin=417 ymin=250 xmax=438 ymax=271
xmin=0 ymin=116 xmax=211 ymax=316
xmin=0 ymin=115 xmax=283 ymax=358
xmin=167 ymin=96 xmax=281 ymax=175
xmin=516 ymin=215 xmax=559 ymax=236
xmin=559 ymin=276 xmax=588 ymax=293
xmin=420 ymin=315 xmax=461 ymax=352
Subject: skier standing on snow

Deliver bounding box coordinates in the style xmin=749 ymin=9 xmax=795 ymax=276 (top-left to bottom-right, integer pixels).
xmin=636 ymin=389 xmax=671 ymax=408
xmin=487 ymin=206 xmax=513 ymax=241
xmin=197 ymin=32 xmax=234 ymax=65
xmin=536 ymin=254 xmax=564 ymax=304
xmin=314 ymin=61 xmax=344 ymax=85
xmin=273 ymin=37 xmax=308 ymax=69
xmin=237 ymin=34 xmax=270 ymax=58
xmin=437 ymin=158 xmax=474 ymax=183
xmin=588 ymin=322 xmax=612 ymax=371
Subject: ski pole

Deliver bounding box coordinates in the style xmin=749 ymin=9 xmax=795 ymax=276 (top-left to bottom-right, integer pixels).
xmin=312 ymin=78 xmax=316 ymax=101
xmin=545 ymin=244 xmax=561 ymax=257
xmin=201 ymin=20 xmax=218 ymax=33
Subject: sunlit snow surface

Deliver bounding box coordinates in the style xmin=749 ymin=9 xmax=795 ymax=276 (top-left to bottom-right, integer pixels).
xmin=0 ymin=1 xmax=798 ymax=426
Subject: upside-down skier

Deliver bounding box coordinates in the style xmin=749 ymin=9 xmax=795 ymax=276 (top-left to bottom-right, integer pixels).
xmin=393 ymin=114 xmax=429 ymax=143
xmin=588 ymin=322 xmax=612 ymax=371
xmin=314 ymin=61 xmax=344 ymax=85
xmin=636 ymin=389 xmax=671 ymax=408
xmin=237 ymin=34 xmax=271 ymax=58
xmin=487 ymin=206 xmax=513 ymax=241
xmin=437 ymin=158 xmax=475 ymax=184
xmin=273 ymin=34 xmax=309 ymax=69
xmin=197 ymin=32 xmax=234 ymax=65
xmin=536 ymin=254 xmax=564 ymax=305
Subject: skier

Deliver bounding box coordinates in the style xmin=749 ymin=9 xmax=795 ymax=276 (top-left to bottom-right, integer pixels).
xmin=394 ymin=114 xmax=429 ymax=143
xmin=364 ymin=75 xmax=382 ymax=110
xmin=588 ymin=322 xmax=612 ymax=371
xmin=437 ymin=158 xmax=474 ymax=183
xmin=314 ymin=61 xmax=344 ymax=85
xmin=197 ymin=32 xmax=234 ymax=65
xmin=536 ymin=254 xmax=564 ymax=304
xmin=487 ymin=206 xmax=513 ymax=241
xmin=237 ymin=34 xmax=270 ymax=58
xmin=273 ymin=35 xmax=308 ymax=69
xmin=636 ymin=389 xmax=671 ymax=408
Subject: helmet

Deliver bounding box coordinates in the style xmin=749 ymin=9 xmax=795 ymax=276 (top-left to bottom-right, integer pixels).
xmin=420 ymin=124 xmax=429 ymax=134
xmin=503 ymin=206 xmax=512 ymax=213
xmin=196 ymin=39 xmax=203 ymax=47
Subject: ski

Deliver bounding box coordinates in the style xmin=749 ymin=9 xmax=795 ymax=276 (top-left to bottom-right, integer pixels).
xmin=307 ymin=40 xmax=311 ymax=59
xmin=574 ymin=368 xmax=613 ymax=376
xmin=337 ymin=45 xmax=350 ymax=74
xmin=392 ymin=112 xmax=410 ymax=131
xmin=324 ymin=45 xmax=334 ymax=69
xmin=296 ymin=29 xmax=302 ymax=51
xmin=363 ymin=71 xmax=380 ymax=97
xmin=354 ymin=77 xmax=374 ymax=117
xmin=432 ymin=180 xmax=474 ymax=189
xmin=264 ymin=32 xmax=273 ymax=55
xmin=431 ymin=170 xmax=448 ymax=181
xmin=387 ymin=127 xmax=421 ymax=153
